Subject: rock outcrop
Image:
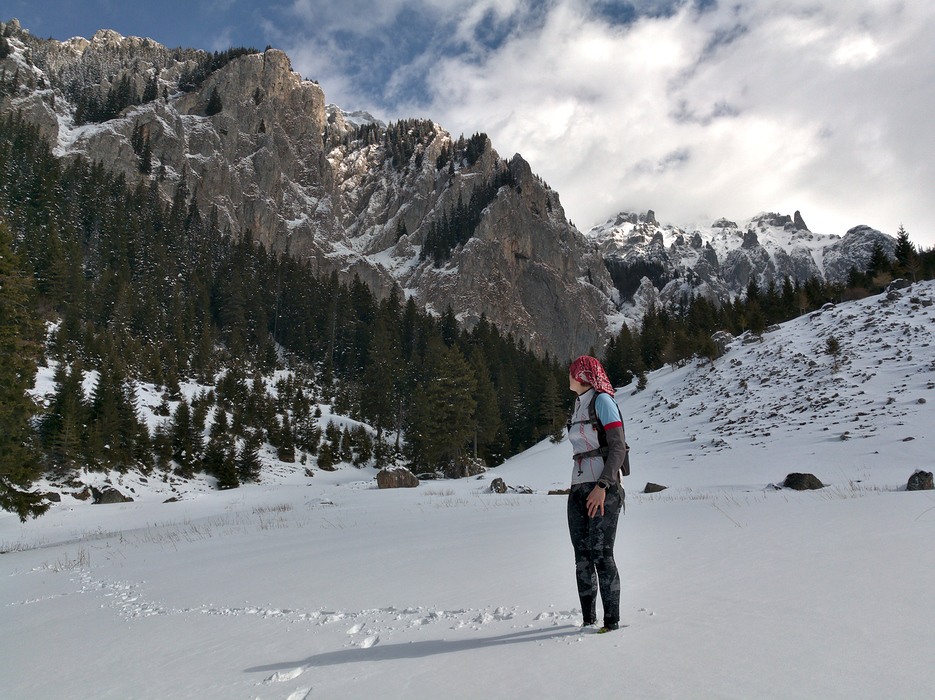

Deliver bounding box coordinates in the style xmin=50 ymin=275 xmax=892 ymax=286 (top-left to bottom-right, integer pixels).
xmin=413 ymin=153 xmax=611 ymax=355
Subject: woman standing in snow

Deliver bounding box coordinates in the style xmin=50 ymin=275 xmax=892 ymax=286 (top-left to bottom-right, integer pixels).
xmin=566 ymin=355 xmax=627 ymax=633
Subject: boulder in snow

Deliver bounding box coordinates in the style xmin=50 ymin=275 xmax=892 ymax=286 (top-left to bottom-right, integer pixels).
xmin=783 ymin=473 xmax=824 ymax=491
xmin=376 ymin=468 xmax=419 ymax=489
xmin=711 ymin=331 xmax=734 ymax=358
xmin=91 ymin=486 xmax=134 ymax=504
xmin=887 ymin=279 xmax=910 ymax=292
xmin=907 ymin=471 xmax=934 ymax=491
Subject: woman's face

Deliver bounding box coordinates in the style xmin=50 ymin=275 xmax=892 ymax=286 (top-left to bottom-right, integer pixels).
xmin=569 ymin=374 xmax=590 ymax=395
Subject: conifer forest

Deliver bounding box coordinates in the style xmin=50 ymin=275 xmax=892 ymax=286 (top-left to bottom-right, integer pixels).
xmin=2 ymin=100 xmax=934 ymax=521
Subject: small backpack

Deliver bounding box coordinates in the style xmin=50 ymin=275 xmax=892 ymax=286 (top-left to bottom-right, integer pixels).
xmin=568 ymin=392 xmax=631 ymax=477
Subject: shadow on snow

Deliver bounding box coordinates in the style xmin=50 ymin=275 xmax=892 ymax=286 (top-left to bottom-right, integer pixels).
xmin=244 ymin=624 xmax=582 ymax=673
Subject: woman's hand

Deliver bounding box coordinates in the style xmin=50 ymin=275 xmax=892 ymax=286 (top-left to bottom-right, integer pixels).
xmin=586 ymin=485 xmax=606 ymax=517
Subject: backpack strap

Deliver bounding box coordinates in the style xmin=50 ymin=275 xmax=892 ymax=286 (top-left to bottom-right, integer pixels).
xmin=571 ymin=392 xmax=630 ymax=478
xmin=588 ymin=391 xmax=610 ymax=456
xmin=571 ymin=393 xmax=610 ymax=463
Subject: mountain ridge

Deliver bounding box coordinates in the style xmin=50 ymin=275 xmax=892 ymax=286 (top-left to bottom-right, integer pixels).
xmin=1 ymin=20 xmax=614 ymax=359
xmin=1 ymin=19 xmax=897 ymax=358
xmin=591 ymin=209 xmax=897 ymax=330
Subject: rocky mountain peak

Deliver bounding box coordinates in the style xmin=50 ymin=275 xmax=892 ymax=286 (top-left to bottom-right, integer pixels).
xmin=794 ymin=210 xmax=809 ymax=231
xmin=90 ymin=29 xmax=131 ymax=47
xmin=1 ymin=20 xmax=613 ymax=359
xmin=741 ymin=229 xmax=759 ymax=249
xmin=590 ymin=208 xmax=897 ymax=327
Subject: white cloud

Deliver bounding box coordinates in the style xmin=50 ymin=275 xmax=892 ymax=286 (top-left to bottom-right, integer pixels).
xmin=278 ymin=0 xmax=935 ymax=245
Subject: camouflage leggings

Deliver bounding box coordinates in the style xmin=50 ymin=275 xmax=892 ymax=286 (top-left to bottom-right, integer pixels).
xmin=567 ymin=482 xmax=624 ymax=626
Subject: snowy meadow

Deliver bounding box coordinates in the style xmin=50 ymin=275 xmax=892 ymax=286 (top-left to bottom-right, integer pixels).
xmin=3 ymin=282 xmax=935 ymax=699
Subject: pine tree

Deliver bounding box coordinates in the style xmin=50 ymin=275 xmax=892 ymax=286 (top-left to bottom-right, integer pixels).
xmin=40 ymin=361 xmax=87 ymax=476
xmin=85 ymin=362 xmax=149 ymax=471
xmin=468 ymin=347 xmax=502 ymax=457
xmin=697 ymin=331 xmax=719 ymax=366
xmin=191 ymin=320 xmax=216 ymax=383
xmin=140 ymin=134 xmax=152 ymax=174
xmin=0 ymin=221 xmax=47 ymax=520
xmin=406 ymin=338 xmax=477 ymax=470
xmin=825 ymin=335 xmax=842 ymax=373
xmin=214 ymin=447 xmax=239 ymax=489
xmin=352 ymin=426 xmax=373 ymax=467
xmin=894 ymin=225 xmax=918 ymax=281
xmin=539 ymin=371 xmax=567 ymax=444
xmin=744 ymin=299 xmax=766 ymax=336
xmin=362 ymin=316 xmax=401 ymax=439
xmin=203 ymin=408 xmax=230 ymax=469
xmin=339 ymin=426 xmax=354 ymax=464
xmin=636 ymin=371 xmax=648 ymax=392
xmin=204 ymin=409 xmax=238 ymax=488
xmin=639 ymin=304 xmax=665 ymax=371
xmin=324 ymin=420 xmax=341 ymax=449
xmin=142 ymin=72 xmax=159 ymax=103
xmin=866 ymin=242 xmax=893 ymax=289
xmin=171 ymin=399 xmax=201 ymax=478
xmin=278 ymin=414 xmax=296 ymax=463
xmin=205 ymin=86 xmax=223 ymax=116
xmin=237 ymin=430 xmax=262 ymax=482
xmin=317 ymin=440 xmax=336 ymax=471
xmin=603 ymin=324 xmax=639 ymax=388
xmin=795 ymin=285 xmax=810 ymax=317
xmin=440 ymin=305 xmax=458 ymax=347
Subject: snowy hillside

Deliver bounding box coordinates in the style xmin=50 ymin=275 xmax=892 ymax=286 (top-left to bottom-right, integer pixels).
xmin=3 ymin=282 xmax=934 ymax=699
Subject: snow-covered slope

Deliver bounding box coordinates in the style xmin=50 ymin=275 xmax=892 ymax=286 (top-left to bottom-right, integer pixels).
xmin=3 ymin=282 xmax=934 ymax=699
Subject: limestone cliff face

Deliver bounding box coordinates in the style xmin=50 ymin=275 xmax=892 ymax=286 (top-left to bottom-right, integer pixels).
xmin=1 ymin=21 xmax=612 ymax=359
xmin=413 ymin=154 xmax=612 ymax=356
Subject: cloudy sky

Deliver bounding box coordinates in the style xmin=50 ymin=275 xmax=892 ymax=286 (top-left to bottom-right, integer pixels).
xmin=10 ymin=1 xmax=935 ymax=244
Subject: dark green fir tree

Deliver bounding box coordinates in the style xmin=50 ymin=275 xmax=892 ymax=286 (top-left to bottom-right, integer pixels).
xmin=0 ymin=221 xmax=48 ymax=520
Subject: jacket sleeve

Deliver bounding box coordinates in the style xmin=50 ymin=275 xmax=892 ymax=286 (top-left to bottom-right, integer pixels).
xmin=600 ymin=423 xmax=627 ymax=485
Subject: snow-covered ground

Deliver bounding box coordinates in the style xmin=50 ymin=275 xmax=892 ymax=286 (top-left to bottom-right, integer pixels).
xmin=4 ymin=282 xmax=935 ymax=699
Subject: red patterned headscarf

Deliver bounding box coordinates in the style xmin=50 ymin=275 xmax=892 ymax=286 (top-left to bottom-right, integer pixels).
xmin=569 ymin=356 xmax=615 ymax=397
